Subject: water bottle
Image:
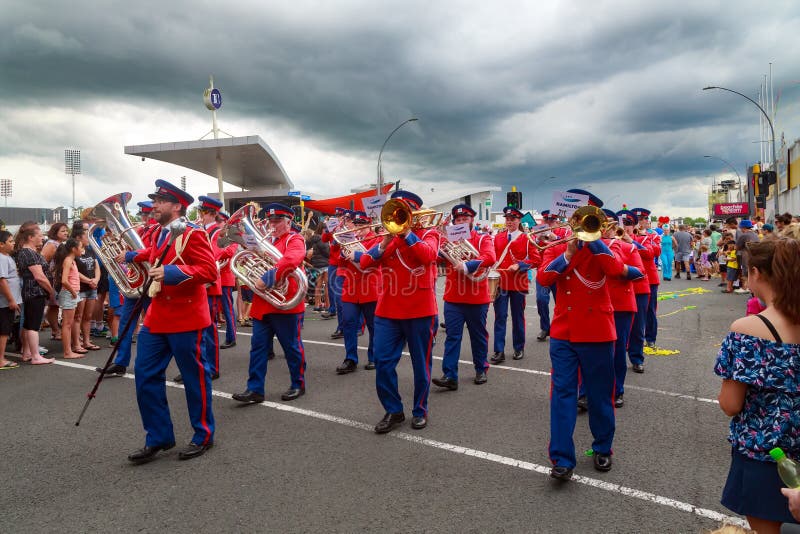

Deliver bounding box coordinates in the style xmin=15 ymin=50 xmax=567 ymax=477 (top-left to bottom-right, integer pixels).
xmin=769 ymin=448 xmax=800 ymax=488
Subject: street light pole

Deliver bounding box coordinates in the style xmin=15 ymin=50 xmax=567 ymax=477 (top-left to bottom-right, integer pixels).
xmin=532 ymin=176 xmax=557 ymax=209
xmin=703 ymin=86 xmax=779 ymax=216
xmin=703 ymin=155 xmax=743 ymax=202
xmin=377 ymin=118 xmax=418 ymax=196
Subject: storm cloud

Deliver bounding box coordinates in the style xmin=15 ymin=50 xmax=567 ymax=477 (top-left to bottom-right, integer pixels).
xmin=1 ymin=0 xmax=798 ymax=216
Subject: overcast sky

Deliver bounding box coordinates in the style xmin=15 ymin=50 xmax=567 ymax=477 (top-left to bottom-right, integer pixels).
xmin=2 ymin=0 xmax=799 ymax=217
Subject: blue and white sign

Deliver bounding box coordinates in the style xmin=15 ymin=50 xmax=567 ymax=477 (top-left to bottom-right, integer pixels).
xmin=287 ymin=190 xmax=301 ymax=197
xmin=300 ymin=195 xmax=311 ymax=201
xmin=362 ymin=194 xmax=387 ymax=220
xmin=203 ymin=88 xmax=223 ymax=110
xmin=445 ymin=223 xmax=470 ymax=242
xmin=551 ymin=190 xmax=589 ymax=219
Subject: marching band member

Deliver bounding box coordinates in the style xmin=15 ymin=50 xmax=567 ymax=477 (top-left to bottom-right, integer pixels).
xmin=432 ymin=204 xmax=496 ymax=390
xmin=577 ymin=209 xmax=646 ymax=411
xmin=632 ymin=208 xmax=661 ymax=351
xmin=217 ymin=210 xmax=238 ymax=350
xmin=232 ymin=203 xmax=307 ymax=404
xmin=533 ymin=210 xmax=568 ymax=342
xmin=123 ymin=180 xmax=218 ymax=463
xmin=537 ymin=192 xmax=641 ymax=480
xmin=490 ymin=206 xmax=539 ymax=363
xmin=618 ymin=210 xmax=650 ymax=375
xmin=357 ymin=190 xmax=440 ymax=433
xmin=95 ymin=201 xmax=159 ymax=377
xmin=321 ymin=207 xmax=346 ymax=339
xmin=336 ymin=210 xmax=379 ymax=373
xmin=174 ymin=196 xmax=224 ymax=383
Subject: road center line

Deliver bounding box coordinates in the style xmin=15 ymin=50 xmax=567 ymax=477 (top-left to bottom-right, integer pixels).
xmin=58 ymin=359 xmax=743 ymax=528
xmin=230 ymin=330 xmax=720 ymax=404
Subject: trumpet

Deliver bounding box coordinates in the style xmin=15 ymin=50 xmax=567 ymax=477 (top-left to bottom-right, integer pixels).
xmin=435 ymin=217 xmax=489 ymax=281
xmin=528 ymin=205 xmax=608 ymax=250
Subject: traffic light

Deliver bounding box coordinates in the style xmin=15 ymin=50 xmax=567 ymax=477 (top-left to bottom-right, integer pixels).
xmin=756 ymin=195 xmax=766 ymax=209
xmin=506 ymin=191 xmax=522 ymax=209
xmin=761 ymin=171 xmax=777 ymax=186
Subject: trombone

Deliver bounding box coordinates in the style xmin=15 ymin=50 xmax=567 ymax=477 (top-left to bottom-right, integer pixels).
xmin=333 ymin=199 xmax=444 ymax=245
xmin=527 ymin=205 xmax=609 ymax=250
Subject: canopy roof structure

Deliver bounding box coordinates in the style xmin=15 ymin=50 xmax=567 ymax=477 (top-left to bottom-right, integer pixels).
xmin=124 ymin=135 xmax=293 ymax=190
xmin=303 ymin=184 xmax=395 ymax=215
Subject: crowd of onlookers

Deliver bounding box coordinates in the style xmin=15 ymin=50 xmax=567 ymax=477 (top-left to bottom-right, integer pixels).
xmin=0 ymin=220 xmax=117 ymax=370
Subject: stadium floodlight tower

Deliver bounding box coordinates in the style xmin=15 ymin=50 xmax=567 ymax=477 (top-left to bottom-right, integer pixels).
xmin=65 ymin=149 xmax=81 ymax=222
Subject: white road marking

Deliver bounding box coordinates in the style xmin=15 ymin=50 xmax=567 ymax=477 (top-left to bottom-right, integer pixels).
xmin=230 ymin=330 xmax=720 ymax=404
xmin=59 ymin=359 xmax=744 ymax=528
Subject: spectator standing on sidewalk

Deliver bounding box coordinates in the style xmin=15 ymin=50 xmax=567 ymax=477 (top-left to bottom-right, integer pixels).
xmin=735 ymin=221 xmax=759 ymax=294
xmin=673 ymin=224 xmax=693 ymax=280
xmin=0 ymin=231 xmax=21 ymax=370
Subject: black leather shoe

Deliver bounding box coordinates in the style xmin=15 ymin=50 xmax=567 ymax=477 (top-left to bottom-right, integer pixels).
xmin=267 ymin=351 xmax=275 ymax=360
xmin=489 ymin=351 xmax=505 ymax=364
xmin=577 ymin=395 xmax=588 ymax=412
xmin=432 ymin=376 xmax=458 ymax=390
xmin=474 ymin=371 xmax=487 ymax=385
xmin=374 ymin=412 xmax=405 ymax=434
xmin=178 ymin=441 xmax=213 ymax=461
xmin=281 ymin=387 xmax=305 ymax=401
xmin=173 ymin=374 xmax=183 ymax=384
xmin=320 ymin=311 xmax=336 ymax=319
xmin=220 ymin=341 xmax=236 ymax=349
xmin=537 ymin=330 xmax=549 ymax=341
xmin=632 ymin=363 xmax=644 ymax=374
xmin=232 ymin=390 xmax=265 ymax=403
xmin=127 ymin=443 xmax=175 ymax=464
xmin=440 ymin=322 xmax=446 ymax=329
xmin=330 ymin=329 xmax=344 ymax=339
xmin=550 ymin=466 xmax=574 ymax=481
xmin=513 ymin=350 xmax=524 ymax=360
xmin=96 ymin=364 xmax=126 ymax=377
xmin=364 ymin=361 xmax=376 ymax=370
xmin=411 ymin=416 xmax=427 ymax=429
xmin=593 ymin=453 xmax=613 ymax=472
xmin=336 ymin=359 xmax=357 ymax=374
xmin=211 ymin=373 xmax=220 ymax=380
xmin=614 ymin=394 xmax=624 ymax=408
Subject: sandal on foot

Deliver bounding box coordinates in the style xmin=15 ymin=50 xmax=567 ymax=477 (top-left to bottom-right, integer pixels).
xmin=63 ymin=353 xmax=85 ymax=359
xmin=72 ymin=347 xmax=89 ymax=354
xmin=83 ymin=344 xmax=101 ymax=351
xmin=0 ymin=361 xmax=20 ymax=369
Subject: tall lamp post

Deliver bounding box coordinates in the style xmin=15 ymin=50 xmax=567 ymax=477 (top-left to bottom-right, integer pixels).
xmin=703 ymin=86 xmax=779 ymax=215
xmin=532 ymin=175 xmax=558 ymax=210
xmin=377 ymin=118 xmax=418 ymax=195
xmin=703 ymin=155 xmax=743 ymax=202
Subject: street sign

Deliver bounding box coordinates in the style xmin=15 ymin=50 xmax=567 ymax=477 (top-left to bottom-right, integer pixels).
xmin=485 ymin=199 xmax=491 ymax=207
xmin=287 ymin=190 xmax=301 ymax=197
xmin=300 ymin=195 xmax=311 ymax=201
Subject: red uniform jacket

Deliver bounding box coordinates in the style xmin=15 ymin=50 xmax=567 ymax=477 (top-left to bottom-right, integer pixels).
xmin=442 ymin=230 xmax=496 ymax=305
xmin=250 ymin=231 xmax=307 ymax=317
xmin=635 ymin=232 xmax=661 ymax=287
xmin=138 ymin=223 xmax=160 ymax=248
xmin=537 ymin=242 xmax=624 ymax=342
xmin=607 ymin=239 xmax=642 ymax=313
xmin=359 ymin=228 xmax=440 ymax=319
xmin=340 ymin=233 xmax=381 ymax=304
xmin=494 ymin=230 xmax=540 ymax=292
xmin=322 ymin=230 xmax=341 ymax=269
xmin=131 ymin=223 xmax=218 ymax=333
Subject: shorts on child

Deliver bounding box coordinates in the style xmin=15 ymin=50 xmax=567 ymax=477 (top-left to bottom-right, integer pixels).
xmin=0 ymin=307 xmax=15 ymax=336
xmin=58 ymin=289 xmax=82 ymax=310
xmin=241 ymin=287 xmax=254 ymax=303
xmin=727 ymin=268 xmax=739 ymax=283
xmin=79 ymin=288 xmax=98 ymax=300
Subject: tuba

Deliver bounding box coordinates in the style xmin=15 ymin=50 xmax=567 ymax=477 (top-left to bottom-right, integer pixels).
xmin=436 ymin=216 xmax=489 ymax=281
xmin=88 ymin=192 xmax=150 ymax=299
xmin=222 ymin=204 xmax=307 ymax=310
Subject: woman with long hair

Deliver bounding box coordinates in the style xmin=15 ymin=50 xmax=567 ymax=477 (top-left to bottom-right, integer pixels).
xmin=53 ymin=238 xmax=84 ymax=359
xmin=71 ymin=226 xmax=101 ymax=353
xmin=41 ymin=222 xmax=69 ymax=340
xmin=716 ymin=238 xmax=800 ymax=533
xmin=14 ymin=224 xmax=55 ymax=364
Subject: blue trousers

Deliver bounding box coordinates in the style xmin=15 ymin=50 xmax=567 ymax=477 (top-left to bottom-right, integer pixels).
xmin=661 ymin=251 xmax=674 ymax=280
xmin=578 ymin=311 xmax=633 ymax=399
xmin=327 ymin=265 xmax=344 ymax=330
xmin=247 ymin=313 xmax=305 ymax=394
xmin=645 ymin=284 xmax=658 ymax=344
xmin=535 ymin=280 xmax=551 ymax=332
xmin=442 ymin=301 xmax=489 ymax=380
xmin=135 ymin=326 xmax=214 ymax=447
xmin=114 ymin=295 xmax=151 ymax=367
xmin=221 ymin=286 xmax=236 ymax=344
xmin=374 ymin=315 xmax=437 ymax=418
xmin=493 ymin=289 xmax=526 ymax=353
xmin=343 ymin=300 xmax=376 ymax=364
xmin=549 ymin=338 xmax=615 ymax=469
xmin=203 ymin=295 xmax=221 ymax=375
xmin=628 ymin=293 xmax=649 ymax=366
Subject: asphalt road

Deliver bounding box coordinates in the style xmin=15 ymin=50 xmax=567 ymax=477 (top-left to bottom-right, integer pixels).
xmin=1 ymin=276 xmax=753 ymax=533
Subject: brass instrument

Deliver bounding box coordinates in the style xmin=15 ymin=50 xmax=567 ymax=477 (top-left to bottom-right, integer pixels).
xmin=332 ymin=221 xmax=368 ymax=271
xmin=436 ymin=217 xmax=489 ymax=281
xmin=88 ymin=192 xmax=150 ymax=299
xmin=528 ymin=205 xmax=608 ymax=250
xmin=381 ymin=198 xmax=444 ymax=235
xmin=222 ymin=204 xmax=307 ymax=309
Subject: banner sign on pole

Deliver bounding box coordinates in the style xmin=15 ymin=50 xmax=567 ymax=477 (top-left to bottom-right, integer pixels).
xmin=551 ymin=191 xmax=589 ymax=219
xmin=325 ymin=217 xmax=339 ymax=232
xmin=445 ymin=223 xmax=470 ymax=242
xmin=362 ymin=194 xmax=387 ymax=220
